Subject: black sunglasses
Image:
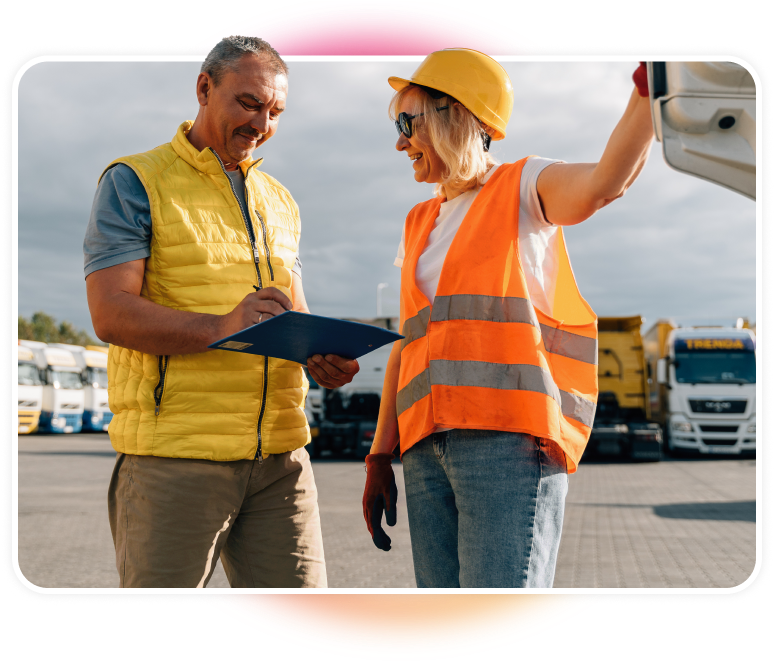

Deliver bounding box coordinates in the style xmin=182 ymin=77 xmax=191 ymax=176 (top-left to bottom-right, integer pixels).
xmin=394 ymin=106 xmax=450 ymax=139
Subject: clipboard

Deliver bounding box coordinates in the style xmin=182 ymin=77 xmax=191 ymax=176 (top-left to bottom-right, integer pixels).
xmin=208 ymin=310 xmax=404 ymax=365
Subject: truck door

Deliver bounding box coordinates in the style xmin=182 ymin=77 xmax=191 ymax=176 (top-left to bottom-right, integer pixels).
xmin=648 ymin=62 xmax=755 ymax=199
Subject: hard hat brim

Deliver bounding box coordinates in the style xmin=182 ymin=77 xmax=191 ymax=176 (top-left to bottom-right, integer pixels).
xmin=388 ymin=76 xmax=412 ymax=92
xmin=387 ymin=74 xmax=506 ymax=140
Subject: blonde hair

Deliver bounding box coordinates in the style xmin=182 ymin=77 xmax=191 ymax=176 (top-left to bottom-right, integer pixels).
xmin=389 ymin=85 xmax=497 ymax=198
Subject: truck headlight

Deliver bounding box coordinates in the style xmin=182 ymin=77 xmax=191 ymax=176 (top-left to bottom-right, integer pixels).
xmin=747 ymin=424 xmax=756 ymax=433
xmin=672 ymin=421 xmax=693 ymax=432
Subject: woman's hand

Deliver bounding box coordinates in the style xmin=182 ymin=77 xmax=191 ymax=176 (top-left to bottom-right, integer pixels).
xmin=535 ymin=63 xmax=655 ymax=226
xmin=363 ymin=453 xmax=398 ymax=551
xmin=361 ymin=340 xmax=403 ymax=549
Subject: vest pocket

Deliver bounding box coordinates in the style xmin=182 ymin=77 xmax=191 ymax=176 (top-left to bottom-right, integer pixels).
xmin=153 ymin=355 xmax=170 ymax=416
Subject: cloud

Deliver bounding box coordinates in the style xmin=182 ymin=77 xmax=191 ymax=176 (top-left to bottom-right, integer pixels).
xmin=17 ymin=60 xmax=756 ymax=340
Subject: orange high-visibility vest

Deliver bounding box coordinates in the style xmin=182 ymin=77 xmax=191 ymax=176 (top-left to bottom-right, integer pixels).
xmin=396 ymin=158 xmax=598 ymax=473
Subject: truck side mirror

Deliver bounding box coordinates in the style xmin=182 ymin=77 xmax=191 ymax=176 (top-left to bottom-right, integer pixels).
xmin=656 ymin=358 xmax=668 ymax=385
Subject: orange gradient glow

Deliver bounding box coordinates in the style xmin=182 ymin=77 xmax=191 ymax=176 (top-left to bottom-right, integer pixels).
xmin=209 ymin=594 xmax=600 ymax=659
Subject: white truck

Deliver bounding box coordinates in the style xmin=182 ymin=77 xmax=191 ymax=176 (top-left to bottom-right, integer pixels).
xmin=24 ymin=341 xmax=86 ymax=434
xmin=17 ymin=343 xmax=44 ymax=434
xmin=312 ymin=343 xmax=393 ymax=459
xmin=51 ymin=344 xmax=112 ymax=432
xmin=644 ymin=323 xmax=756 ymax=455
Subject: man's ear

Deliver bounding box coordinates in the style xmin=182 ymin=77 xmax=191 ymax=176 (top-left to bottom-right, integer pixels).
xmin=195 ymin=72 xmax=212 ymax=106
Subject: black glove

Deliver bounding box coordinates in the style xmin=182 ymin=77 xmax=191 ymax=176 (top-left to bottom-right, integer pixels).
xmin=363 ymin=453 xmax=398 ymax=551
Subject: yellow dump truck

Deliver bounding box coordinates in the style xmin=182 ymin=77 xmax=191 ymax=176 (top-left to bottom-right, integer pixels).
xmin=586 ymin=316 xmax=663 ymax=462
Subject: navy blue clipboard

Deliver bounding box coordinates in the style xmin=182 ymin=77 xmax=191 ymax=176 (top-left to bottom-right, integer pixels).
xmin=207 ymin=311 xmax=404 ymax=365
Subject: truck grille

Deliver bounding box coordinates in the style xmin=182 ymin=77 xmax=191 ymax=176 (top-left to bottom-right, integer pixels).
xmin=701 ymin=439 xmax=738 ymax=446
xmin=699 ymin=425 xmax=739 ymax=433
xmin=689 ymin=399 xmax=747 ymax=414
xmin=62 ymin=414 xmax=81 ymax=428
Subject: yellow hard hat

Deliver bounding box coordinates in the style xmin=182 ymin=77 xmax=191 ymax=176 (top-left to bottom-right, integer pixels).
xmin=388 ymin=48 xmax=513 ymax=140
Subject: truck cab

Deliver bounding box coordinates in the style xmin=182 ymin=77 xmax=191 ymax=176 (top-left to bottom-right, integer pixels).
xmin=648 ymin=325 xmax=755 ymax=455
xmin=26 ymin=342 xmax=85 ymax=434
xmin=50 ymin=344 xmax=112 ymax=432
xmin=17 ymin=343 xmax=44 ymax=434
xmin=314 ymin=344 xmax=392 ymax=459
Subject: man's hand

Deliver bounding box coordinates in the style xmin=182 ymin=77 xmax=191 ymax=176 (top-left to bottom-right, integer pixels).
xmin=217 ymin=287 xmax=293 ymax=339
xmin=306 ymin=354 xmax=360 ymax=389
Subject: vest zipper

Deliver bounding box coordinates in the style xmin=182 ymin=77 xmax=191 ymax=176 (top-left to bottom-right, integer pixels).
xmin=210 ymin=149 xmax=263 ymax=285
xmin=254 ymin=210 xmax=274 ymax=282
xmin=210 ymin=149 xmax=267 ymax=462
xmin=153 ymin=355 xmax=170 ymax=416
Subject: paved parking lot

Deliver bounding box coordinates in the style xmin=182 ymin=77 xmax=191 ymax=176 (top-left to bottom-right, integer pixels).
xmin=17 ymin=434 xmax=755 ymax=588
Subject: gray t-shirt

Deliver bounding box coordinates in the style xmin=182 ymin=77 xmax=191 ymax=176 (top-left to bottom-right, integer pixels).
xmin=83 ymin=163 xmax=302 ymax=278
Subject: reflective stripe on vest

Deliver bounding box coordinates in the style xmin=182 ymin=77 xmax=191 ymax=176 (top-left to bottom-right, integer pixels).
xmin=397 ymin=361 xmax=596 ymax=428
xmin=396 ymin=158 xmax=598 ymax=473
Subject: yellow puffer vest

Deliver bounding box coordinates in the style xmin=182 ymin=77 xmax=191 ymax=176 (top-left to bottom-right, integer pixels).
xmin=104 ymin=121 xmax=309 ymax=461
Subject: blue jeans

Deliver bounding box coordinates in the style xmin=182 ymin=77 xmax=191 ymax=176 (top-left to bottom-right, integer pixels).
xmin=402 ymin=429 xmax=568 ymax=588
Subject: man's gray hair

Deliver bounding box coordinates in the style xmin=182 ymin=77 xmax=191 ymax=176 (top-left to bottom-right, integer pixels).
xmin=201 ymin=36 xmax=288 ymax=85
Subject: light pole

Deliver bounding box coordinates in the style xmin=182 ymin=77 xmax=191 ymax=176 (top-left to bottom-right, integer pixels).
xmin=376 ymin=283 xmax=389 ymax=318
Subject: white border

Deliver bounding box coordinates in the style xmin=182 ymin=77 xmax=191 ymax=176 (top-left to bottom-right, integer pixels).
xmin=12 ymin=54 xmax=762 ymax=596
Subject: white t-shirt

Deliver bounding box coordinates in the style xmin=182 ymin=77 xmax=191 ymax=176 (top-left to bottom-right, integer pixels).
xmin=395 ymin=157 xmax=563 ymax=317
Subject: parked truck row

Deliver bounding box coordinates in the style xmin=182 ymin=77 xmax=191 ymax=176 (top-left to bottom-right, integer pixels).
xmin=306 ymin=315 xmax=756 ymax=463
xmin=21 ymin=314 xmax=755 ymax=464
xmin=16 ymin=341 xmax=112 ymax=435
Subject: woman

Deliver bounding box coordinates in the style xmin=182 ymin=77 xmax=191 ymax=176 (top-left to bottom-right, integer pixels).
xmin=362 ymin=49 xmax=654 ymax=588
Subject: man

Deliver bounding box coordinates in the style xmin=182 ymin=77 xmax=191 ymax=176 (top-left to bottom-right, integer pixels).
xmin=84 ymin=36 xmax=359 ymax=588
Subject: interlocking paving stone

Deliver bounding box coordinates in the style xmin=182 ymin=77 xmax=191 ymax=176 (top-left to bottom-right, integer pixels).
xmin=553 ymin=458 xmax=756 ymax=588
xmin=17 ymin=434 xmax=754 ymax=588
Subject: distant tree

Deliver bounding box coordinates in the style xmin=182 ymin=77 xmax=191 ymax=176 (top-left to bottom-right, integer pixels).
xmin=18 ymin=312 xmax=98 ymax=346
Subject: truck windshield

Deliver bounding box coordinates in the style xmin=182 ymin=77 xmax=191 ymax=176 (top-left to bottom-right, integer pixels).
xmin=18 ymin=362 xmax=42 ymax=386
xmin=51 ymin=370 xmax=84 ymax=390
xmin=674 ymin=351 xmax=756 ymax=384
xmin=88 ymin=367 xmax=109 ymax=389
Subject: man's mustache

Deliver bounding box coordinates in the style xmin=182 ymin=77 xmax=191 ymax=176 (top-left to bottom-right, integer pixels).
xmin=234 ymin=125 xmax=263 ymax=141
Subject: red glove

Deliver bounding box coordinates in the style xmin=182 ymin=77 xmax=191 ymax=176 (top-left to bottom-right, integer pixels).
xmin=363 ymin=453 xmax=398 ymax=551
xmin=632 ymin=61 xmax=649 ymax=97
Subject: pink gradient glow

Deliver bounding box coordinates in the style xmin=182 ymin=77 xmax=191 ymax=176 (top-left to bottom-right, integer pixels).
xmin=199 ymin=2 xmax=540 ymax=56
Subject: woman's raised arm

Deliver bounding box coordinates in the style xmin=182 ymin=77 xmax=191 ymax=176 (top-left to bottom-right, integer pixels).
xmin=536 ymin=65 xmax=655 ymax=226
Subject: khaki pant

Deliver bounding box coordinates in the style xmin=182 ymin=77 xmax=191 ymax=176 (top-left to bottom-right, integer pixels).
xmin=107 ymin=447 xmax=327 ymax=588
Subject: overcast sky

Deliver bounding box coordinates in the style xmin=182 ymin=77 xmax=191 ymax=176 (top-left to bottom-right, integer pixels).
xmin=17 ymin=60 xmax=756 ymax=340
